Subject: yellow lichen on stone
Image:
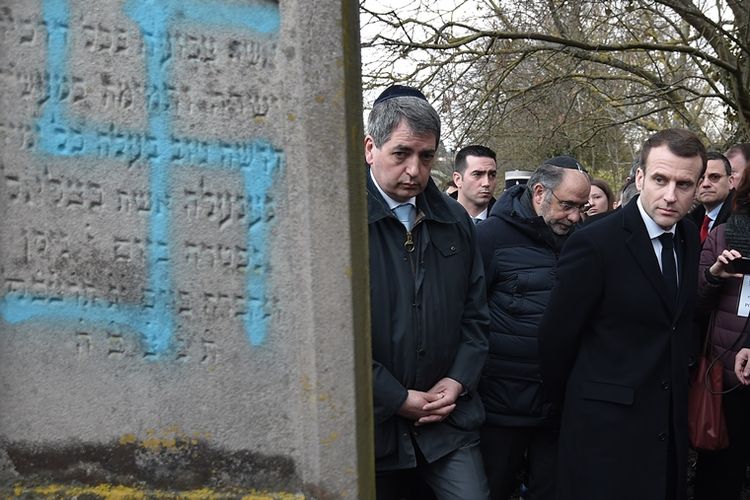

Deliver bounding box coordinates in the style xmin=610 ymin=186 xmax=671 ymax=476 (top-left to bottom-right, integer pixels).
xmin=119 ymin=433 xmax=138 ymax=445
xmin=9 ymin=484 xmax=304 ymax=499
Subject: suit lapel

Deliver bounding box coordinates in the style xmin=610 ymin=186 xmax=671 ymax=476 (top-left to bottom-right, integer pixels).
xmin=622 ymin=201 xmax=677 ymax=314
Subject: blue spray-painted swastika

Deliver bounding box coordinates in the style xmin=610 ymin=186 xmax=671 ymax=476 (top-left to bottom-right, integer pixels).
xmin=0 ymin=0 xmax=282 ymax=352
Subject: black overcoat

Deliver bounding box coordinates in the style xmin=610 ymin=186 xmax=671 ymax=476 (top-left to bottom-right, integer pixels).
xmin=368 ymin=173 xmax=490 ymax=471
xmin=538 ymin=197 xmax=699 ymax=500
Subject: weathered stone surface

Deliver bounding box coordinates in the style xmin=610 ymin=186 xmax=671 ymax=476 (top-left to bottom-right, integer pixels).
xmin=0 ymin=0 xmax=371 ymax=497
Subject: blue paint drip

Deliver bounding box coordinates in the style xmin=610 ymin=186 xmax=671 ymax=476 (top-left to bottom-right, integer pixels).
xmin=126 ymin=0 xmax=175 ymax=353
xmin=243 ymin=145 xmax=281 ymax=345
xmin=3 ymin=0 xmax=283 ymax=354
xmin=39 ymin=0 xmax=71 ymax=155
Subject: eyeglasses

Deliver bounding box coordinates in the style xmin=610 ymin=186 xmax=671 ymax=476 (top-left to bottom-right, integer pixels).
xmin=549 ymin=189 xmax=591 ymax=213
xmin=700 ymin=173 xmax=727 ymax=183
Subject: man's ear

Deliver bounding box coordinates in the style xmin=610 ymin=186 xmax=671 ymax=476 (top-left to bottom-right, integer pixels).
xmin=532 ymin=183 xmax=545 ymax=204
xmin=364 ymin=136 xmax=375 ymax=165
xmin=452 ymin=171 xmax=462 ymax=188
xmin=635 ymin=167 xmax=645 ymax=191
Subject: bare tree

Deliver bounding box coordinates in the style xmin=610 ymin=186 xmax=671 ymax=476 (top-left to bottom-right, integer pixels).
xmin=361 ymin=0 xmax=750 ymax=179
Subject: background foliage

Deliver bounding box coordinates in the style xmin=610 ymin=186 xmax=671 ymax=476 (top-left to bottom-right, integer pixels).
xmin=360 ymin=0 xmax=750 ymax=187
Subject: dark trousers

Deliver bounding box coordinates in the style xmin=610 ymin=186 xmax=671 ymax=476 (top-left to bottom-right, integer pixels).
xmin=694 ymin=387 xmax=750 ymax=500
xmin=480 ymin=425 xmax=557 ymax=500
xmin=376 ymin=440 xmax=489 ymax=500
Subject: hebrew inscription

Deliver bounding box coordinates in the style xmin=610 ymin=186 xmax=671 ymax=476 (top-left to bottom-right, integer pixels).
xmin=0 ymin=0 xmax=284 ymax=358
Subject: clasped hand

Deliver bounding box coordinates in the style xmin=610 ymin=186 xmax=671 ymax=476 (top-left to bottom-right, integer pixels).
xmin=397 ymin=377 xmax=463 ymax=426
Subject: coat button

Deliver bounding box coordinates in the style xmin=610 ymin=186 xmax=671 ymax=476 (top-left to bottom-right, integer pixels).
xmin=657 ymin=432 xmax=667 ymax=441
xmin=661 ymin=380 xmax=671 ymax=390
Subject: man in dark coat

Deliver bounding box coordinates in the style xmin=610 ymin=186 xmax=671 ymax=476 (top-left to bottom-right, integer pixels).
xmin=450 ymin=145 xmax=498 ymax=223
xmin=366 ymin=84 xmax=490 ymax=499
xmin=476 ymin=156 xmax=590 ymax=499
xmin=687 ymin=151 xmax=734 ymax=244
xmin=538 ymin=128 xmax=707 ymax=500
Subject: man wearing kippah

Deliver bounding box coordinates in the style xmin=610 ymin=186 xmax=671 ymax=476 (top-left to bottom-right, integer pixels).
xmin=366 ymin=85 xmax=490 ymax=499
xmin=476 ymin=155 xmax=591 ymax=499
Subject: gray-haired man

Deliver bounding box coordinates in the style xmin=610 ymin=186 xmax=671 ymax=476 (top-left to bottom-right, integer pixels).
xmin=476 ymin=156 xmax=590 ymax=499
xmin=366 ymin=85 xmax=490 ymax=499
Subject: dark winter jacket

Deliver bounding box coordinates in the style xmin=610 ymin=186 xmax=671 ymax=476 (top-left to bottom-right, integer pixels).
xmin=475 ymin=184 xmax=567 ymax=427
xmin=368 ymin=172 xmax=490 ymax=471
xmin=688 ymin=190 xmax=735 ymax=245
xmin=698 ymin=219 xmax=750 ymax=388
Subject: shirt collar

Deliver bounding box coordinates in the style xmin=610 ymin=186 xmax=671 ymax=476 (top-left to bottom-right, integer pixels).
xmin=474 ymin=206 xmax=489 ymax=220
xmin=706 ymin=201 xmax=724 ymax=221
xmin=636 ymin=195 xmax=675 ymax=239
xmin=369 ymin=169 xmax=416 ymax=210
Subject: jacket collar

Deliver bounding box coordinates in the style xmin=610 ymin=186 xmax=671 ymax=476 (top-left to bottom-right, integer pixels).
xmin=367 ymin=168 xmax=459 ymax=225
xmin=491 ymin=184 xmax=571 ymax=251
xmin=622 ymin=196 xmax=693 ymax=317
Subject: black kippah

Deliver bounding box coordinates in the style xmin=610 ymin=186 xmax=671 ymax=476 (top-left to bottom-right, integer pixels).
xmin=373 ymin=85 xmax=428 ymax=106
xmin=543 ymin=155 xmax=587 ymax=172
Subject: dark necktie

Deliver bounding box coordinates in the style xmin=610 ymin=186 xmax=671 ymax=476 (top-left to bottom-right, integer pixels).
xmin=659 ymin=232 xmax=678 ymax=304
xmin=700 ymin=215 xmax=710 ymax=243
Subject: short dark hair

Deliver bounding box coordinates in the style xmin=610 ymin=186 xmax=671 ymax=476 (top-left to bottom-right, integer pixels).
xmin=705 ymin=151 xmax=732 ymax=177
xmin=639 ymin=128 xmax=707 ymax=179
xmin=454 ymin=145 xmax=496 ymax=174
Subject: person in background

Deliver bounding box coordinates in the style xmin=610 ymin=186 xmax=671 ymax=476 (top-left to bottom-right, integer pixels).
xmin=444 ymin=178 xmax=458 ymax=196
xmin=694 ymin=168 xmax=750 ymax=500
xmin=687 ymin=151 xmax=734 ymax=245
xmin=451 ymin=145 xmax=498 ymax=223
xmin=585 ymin=178 xmax=614 ymax=218
xmin=477 ymin=156 xmax=590 ymax=500
xmin=726 ymin=143 xmax=750 ymax=185
xmin=613 ymin=178 xmax=639 ymax=209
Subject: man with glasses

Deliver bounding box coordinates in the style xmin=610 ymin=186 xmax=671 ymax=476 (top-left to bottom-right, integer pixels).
xmin=688 ymin=151 xmax=734 ymax=244
xmin=475 ymin=156 xmax=590 ymax=499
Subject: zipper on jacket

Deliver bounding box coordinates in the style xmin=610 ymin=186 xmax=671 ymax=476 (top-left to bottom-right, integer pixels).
xmin=404 ymin=231 xmax=414 ymax=253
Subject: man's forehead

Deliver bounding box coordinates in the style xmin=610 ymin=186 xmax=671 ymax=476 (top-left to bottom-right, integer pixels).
xmin=727 ymin=150 xmax=748 ymax=161
xmin=466 ymin=156 xmax=497 ymax=172
xmin=643 ymin=163 xmax=700 ymax=181
xmin=386 ymin=122 xmax=437 ymax=149
xmin=556 ymin=171 xmax=590 ymax=198
xmin=390 ymin=142 xmax=436 ymax=152
xmin=466 ymin=155 xmax=497 ymax=169
xmin=705 ymin=160 xmax=726 ymax=173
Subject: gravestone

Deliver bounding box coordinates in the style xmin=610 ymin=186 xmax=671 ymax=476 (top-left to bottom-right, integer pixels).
xmin=0 ymin=0 xmax=372 ymax=497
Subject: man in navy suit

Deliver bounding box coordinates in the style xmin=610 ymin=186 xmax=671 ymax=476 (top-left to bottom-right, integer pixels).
xmin=538 ymin=128 xmax=707 ymax=500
